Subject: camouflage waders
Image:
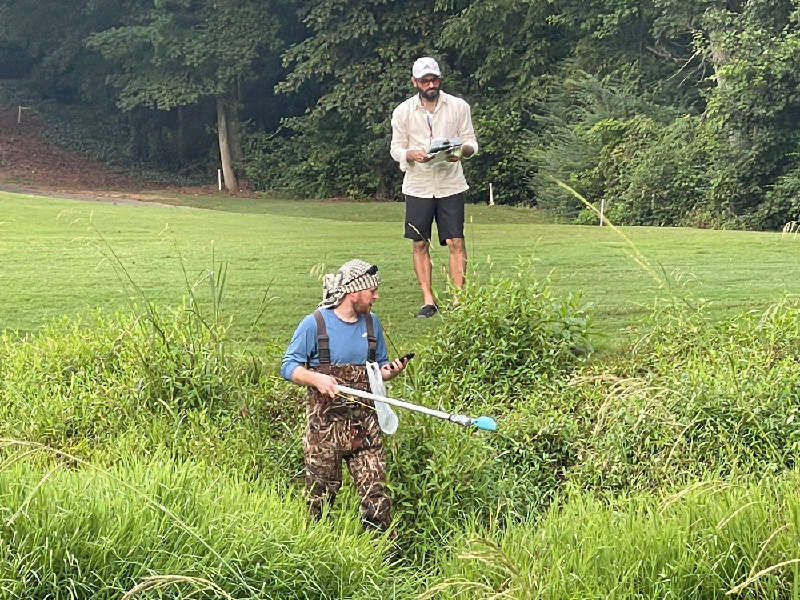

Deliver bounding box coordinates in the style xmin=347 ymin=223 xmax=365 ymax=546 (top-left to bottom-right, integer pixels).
xmin=303 ymin=312 xmax=391 ymax=531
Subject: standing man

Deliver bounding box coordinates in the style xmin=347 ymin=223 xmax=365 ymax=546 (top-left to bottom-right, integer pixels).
xmin=281 ymin=259 xmax=409 ymax=532
xmin=390 ymin=56 xmax=479 ymax=319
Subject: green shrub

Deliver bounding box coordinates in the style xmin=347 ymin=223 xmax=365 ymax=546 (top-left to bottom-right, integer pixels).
xmin=414 ymin=262 xmax=592 ymax=406
xmin=36 ymin=102 xmax=135 ymax=164
xmin=529 ymin=72 xmax=680 ymax=220
xmin=589 ymin=115 xmax=716 ymax=227
xmin=386 ymin=264 xmax=591 ymax=556
xmin=244 ymin=114 xmax=399 ymax=200
xmin=567 ymin=299 xmax=800 ymax=490
xmin=389 ymin=296 xmax=800 ymax=549
xmin=752 ymin=157 xmax=800 ymax=230
xmin=465 ymin=101 xmax=533 ymax=205
xmin=387 ymin=400 xmax=579 ymax=562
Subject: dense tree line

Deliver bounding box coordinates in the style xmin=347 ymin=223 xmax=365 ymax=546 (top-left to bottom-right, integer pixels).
xmin=2 ymin=0 xmax=800 ymax=228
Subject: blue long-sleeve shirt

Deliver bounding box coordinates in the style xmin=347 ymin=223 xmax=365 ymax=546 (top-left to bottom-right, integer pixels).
xmin=281 ymin=309 xmax=389 ymax=381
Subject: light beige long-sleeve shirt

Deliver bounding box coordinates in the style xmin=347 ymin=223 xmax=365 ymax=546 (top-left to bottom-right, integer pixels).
xmin=390 ymin=91 xmax=478 ymax=198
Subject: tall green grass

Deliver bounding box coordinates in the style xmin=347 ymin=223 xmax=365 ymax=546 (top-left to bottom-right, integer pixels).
xmin=0 ymin=307 xmax=304 ymax=477
xmin=5 ymin=266 xmax=800 ymax=596
xmin=0 ymin=450 xmax=405 ymax=599
xmin=563 ymin=298 xmax=800 ymax=491
xmin=385 ymin=290 xmax=800 ymax=564
xmin=428 ymin=474 xmax=800 ymax=599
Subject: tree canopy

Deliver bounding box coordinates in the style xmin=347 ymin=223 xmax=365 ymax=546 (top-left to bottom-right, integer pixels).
xmin=2 ymin=0 xmax=800 ymax=228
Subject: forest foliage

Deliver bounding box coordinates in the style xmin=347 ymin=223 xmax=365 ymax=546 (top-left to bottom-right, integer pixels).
xmin=3 ymin=0 xmax=800 ymax=228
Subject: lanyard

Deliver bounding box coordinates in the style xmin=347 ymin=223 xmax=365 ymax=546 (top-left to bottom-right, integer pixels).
xmin=425 ymin=110 xmax=434 ymax=142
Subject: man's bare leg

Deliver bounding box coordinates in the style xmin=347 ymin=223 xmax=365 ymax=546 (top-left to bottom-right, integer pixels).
xmin=412 ymin=239 xmax=436 ymax=306
xmin=446 ymin=237 xmax=467 ymax=290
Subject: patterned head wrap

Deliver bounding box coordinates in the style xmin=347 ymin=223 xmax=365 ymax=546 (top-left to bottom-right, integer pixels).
xmin=318 ymin=259 xmax=381 ymax=309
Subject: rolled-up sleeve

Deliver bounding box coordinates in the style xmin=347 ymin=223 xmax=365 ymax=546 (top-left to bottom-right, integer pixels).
xmin=460 ymin=102 xmax=478 ymax=156
xmin=390 ymin=105 xmax=411 ymax=172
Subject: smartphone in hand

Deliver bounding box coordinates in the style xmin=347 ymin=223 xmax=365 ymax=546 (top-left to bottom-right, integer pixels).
xmin=390 ymin=352 xmax=415 ymax=371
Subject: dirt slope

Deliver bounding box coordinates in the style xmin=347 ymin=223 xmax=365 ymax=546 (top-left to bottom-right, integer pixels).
xmin=0 ymin=104 xmax=223 ymax=202
xmin=0 ymin=104 xmax=151 ymax=192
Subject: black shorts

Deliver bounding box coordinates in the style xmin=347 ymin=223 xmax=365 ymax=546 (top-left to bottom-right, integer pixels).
xmin=404 ymin=193 xmax=465 ymax=246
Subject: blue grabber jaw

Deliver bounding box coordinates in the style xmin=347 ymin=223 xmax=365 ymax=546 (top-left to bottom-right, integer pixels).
xmin=472 ymin=416 xmax=497 ymax=432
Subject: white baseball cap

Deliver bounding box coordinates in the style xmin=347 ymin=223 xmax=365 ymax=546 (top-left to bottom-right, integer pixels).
xmin=412 ymin=57 xmax=441 ymax=79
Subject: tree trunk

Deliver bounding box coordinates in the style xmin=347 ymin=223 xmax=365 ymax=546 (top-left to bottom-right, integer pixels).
xmin=217 ymin=95 xmax=238 ymax=192
xmin=176 ymin=105 xmax=187 ymax=164
xmin=708 ymin=30 xmax=730 ymax=90
xmin=705 ymin=2 xmax=746 ymax=90
xmin=705 ymin=7 xmax=742 ymax=146
xmin=129 ymin=113 xmax=143 ymax=161
xmin=227 ymin=85 xmax=248 ymax=190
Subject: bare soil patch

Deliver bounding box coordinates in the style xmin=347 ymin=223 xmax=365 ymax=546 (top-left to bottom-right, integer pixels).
xmin=0 ymin=104 xmax=229 ymax=204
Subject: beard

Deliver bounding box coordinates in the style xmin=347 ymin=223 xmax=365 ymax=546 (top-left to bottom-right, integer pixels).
xmin=419 ymin=87 xmax=440 ymax=101
xmin=352 ymin=297 xmax=374 ymax=314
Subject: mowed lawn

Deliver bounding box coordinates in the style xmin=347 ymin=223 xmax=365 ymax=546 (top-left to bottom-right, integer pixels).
xmin=2 ymin=190 xmax=800 ymax=353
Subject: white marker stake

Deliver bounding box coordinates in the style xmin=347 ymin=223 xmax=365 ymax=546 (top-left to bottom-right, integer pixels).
xmin=489 ymin=182 xmax=495 ymax=206
xmin=17 ymin=106 xmax=31 ymax=123
xmin=599 ymin=198 xmax=605 ymax=226
xmin=218 ymin=169 xmax=223 ymax=191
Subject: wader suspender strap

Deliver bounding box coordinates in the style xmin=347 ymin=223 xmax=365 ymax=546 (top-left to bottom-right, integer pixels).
xmin=313 ymin=310 xmax=331 ymax=374
xmin=313 ymin=310 xmax=377 ymax=368
xmin=364 ymin=313 xmax=377 ymax=363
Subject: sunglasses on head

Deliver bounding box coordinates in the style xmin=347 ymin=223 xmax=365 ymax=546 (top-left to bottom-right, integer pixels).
xmin=339 ymin=264 xmax=378 ymax=288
